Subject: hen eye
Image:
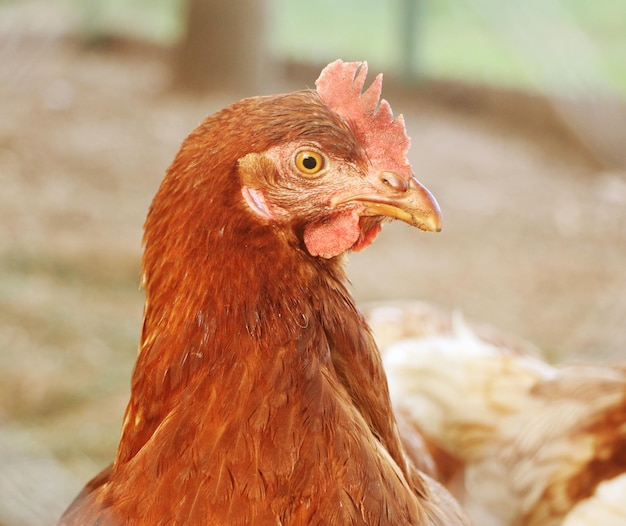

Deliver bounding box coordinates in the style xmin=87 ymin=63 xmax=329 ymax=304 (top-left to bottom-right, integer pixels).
xmin=295 ymin=150 xmax=325 ymax=176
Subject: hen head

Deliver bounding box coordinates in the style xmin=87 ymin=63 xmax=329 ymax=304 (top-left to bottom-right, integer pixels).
xmin=147 ymin=60 xmax=441 ymax=268
xmin=239 ymin=60 xmax=441 ymax=259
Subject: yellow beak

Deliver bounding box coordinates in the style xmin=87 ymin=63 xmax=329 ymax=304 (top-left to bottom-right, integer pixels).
xmin=332 ymin=174 xmax=442 ymax=232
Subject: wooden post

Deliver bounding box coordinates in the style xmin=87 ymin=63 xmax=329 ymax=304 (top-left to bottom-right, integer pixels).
xmin=176 ymin=0 xmax=267 ymax=94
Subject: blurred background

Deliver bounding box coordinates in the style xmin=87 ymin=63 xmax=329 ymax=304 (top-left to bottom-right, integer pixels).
xmin=0 ymin=0 xmax=625 ymax=523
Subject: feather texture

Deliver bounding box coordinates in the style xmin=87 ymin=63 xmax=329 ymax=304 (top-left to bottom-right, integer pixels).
xmin=58 ymin=65 xmax=465 ymax=525
xmin=365 ymin=300 xmax=626 ymax=526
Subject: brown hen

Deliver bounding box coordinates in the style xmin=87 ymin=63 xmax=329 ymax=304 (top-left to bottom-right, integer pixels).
xmin=58 ymin=61 xmax=469 ymax=525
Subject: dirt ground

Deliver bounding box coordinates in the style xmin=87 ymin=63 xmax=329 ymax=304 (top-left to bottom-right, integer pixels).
xmin=1 ymin=34 xmax=625 ymax=524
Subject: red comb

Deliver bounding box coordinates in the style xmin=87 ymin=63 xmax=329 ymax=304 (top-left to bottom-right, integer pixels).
xmin=315 ymin=60 xmax=412 ymax=176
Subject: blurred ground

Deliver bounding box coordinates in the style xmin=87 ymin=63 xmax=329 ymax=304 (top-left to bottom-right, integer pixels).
xmin=0 ymin=33 xmax=625 ymax=526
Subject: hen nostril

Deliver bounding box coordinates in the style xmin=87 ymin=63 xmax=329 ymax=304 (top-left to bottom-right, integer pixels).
xmin=379 ymin=172 xmax=408 ymax=193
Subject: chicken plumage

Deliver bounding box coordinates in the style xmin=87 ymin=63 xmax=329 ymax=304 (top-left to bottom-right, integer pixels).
xmin=365 ymin=301 xmax=626 ymax=526
xmin=58 ymin=61 xmax=468 ymax=525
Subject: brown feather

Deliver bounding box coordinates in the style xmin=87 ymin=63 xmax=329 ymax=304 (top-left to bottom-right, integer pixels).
xmin=59 ymin=91 xmax=467 ymax=525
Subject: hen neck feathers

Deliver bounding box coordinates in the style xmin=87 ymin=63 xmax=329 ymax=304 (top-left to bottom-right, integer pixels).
xmin=110 ymin=200 xmax=425 ymax=523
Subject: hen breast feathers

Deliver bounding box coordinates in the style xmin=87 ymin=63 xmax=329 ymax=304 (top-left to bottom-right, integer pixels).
xmin=365 ymin=301 xmax=626 ymax=526
xmin=58 ymin=61 xmax=467 ymax=525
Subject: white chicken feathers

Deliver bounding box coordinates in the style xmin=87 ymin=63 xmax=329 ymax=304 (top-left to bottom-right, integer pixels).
xmin=365 ymin=301 xmax=626 ymax=526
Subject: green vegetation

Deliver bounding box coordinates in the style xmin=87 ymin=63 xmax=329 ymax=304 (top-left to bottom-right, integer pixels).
xmin=52 ymin=0 xmax=625 ymax=96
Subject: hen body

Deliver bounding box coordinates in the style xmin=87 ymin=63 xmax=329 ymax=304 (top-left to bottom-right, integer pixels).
xmin=58 ymin=63 xmax=468 ymax=525
xmin=366 ymin=301 xmax=626 ymax=526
